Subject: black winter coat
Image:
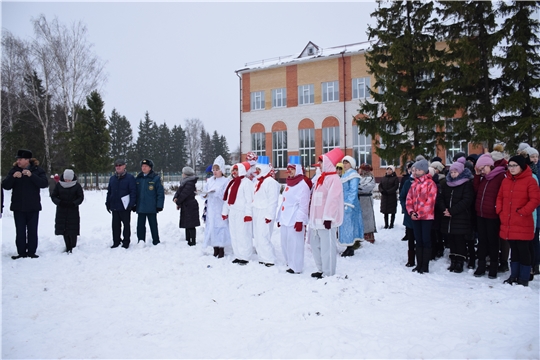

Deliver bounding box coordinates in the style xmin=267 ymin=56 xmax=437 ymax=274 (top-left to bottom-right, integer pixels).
xmin=2 ymin=159 xmax=48 ymax=212
xmin=437 ymin=173 xmax=474 ymax=235
xmin=51 ymin=175 xmax=84 ymax=236
xmin=173 ymin=175 xmax=200 ymax=229
xmin=379 ymin=172 xmax=399 ymax=214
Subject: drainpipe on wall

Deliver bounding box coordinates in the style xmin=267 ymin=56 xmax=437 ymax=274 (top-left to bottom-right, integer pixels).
xmin=235 ymin=70 xmax=242 ymax=160
xmin=341 ymin=51 xmax=347 ymax=156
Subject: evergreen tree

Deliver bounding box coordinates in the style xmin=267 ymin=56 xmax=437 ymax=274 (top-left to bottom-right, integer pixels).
xmin=437 ymin=1 xmax=502 ymax=151
xmin=496 ymin=1 xmax=540 ymax=151
xmin=170 ymin=124 xmax=187 ymax=172
xmin=108 ymin=108 xmax=133 ymax=162
xmin=133 ymin=111 xmax=158 ymax=170
xmin=357 ymin=1 xmax=449 ymax=166
xmin=219 ymin=135 xmax=231 ymax=165
xmin=155 ymin=122 xmax=172 ymax=172
xmin=71 ymin=91 xmax=110 ymax=173
xmin=198 ymin=128 xmax=213 ymax=172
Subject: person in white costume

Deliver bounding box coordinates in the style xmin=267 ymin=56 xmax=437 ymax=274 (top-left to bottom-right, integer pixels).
xmin=202 ymin=155 xmax=231 ymax=258
xmin=245 ymin=151 xmax=258 ymax=182
xmin=278 ymin=156 xmax=311 ymax=274
xmin=309 ymin=148 xmax=345 ymax=278
xmin=252 ymin=156 xmax=281 ymax=267
xmin=222 ymin=162 xmax=254 ymax=265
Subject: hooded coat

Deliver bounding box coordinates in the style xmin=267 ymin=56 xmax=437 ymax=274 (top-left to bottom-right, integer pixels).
xmin=339 ymin=168 xmax=363 ymax=245
xmin=406 ymin=173 xmax=437 ymax=220
xmin=174 ymin=175 xmax=201 ymax=229
xmin=2 ymin=159 xmax=48 ymax=212
xmin=379 ymin=171 xmax=399 ymax=214
xmin=437 ymin=170 xmax=475 ymax=235
xmin=51 ymin=174 xmax=84 ymax=236
xmin=202 ymin=156 xmax=231 ymax=248
xmin=309 ymin=154 xmax=344 ymax=229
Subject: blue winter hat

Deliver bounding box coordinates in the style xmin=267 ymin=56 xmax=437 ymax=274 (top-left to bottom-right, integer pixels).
xmin=205 ymin=164 xmax=213 ymax=173
xmin=288 ymin=155 xmax=301 ymax=165
xmin=257 ymin=156 xmax=270 ymax=165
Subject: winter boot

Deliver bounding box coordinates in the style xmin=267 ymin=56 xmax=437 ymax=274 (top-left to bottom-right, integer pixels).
xmin=421 ymin=248 xmax=431 ymax=273
xmin=406 ymin=250 xmax=416 ymax=267
xmin=453 ymin=257 xmax=465 ymax=273
xmin=413 ymin=246 xmax=423 ymax=272
xmin=384 ymin=214 xmax=389 ymax=229
xmin=503 ymin=261 xmax=520 ymax=284
xmin=533 ymin=264 xmax=540 ymax=275
xmin=64 ymin=235 xmax=72 ymax=253
xmin=447 ymin=255 xmax=457 ymax=272
xmin=213 ymin=247 xmax=219 ymax=257
xmin=518 ymin=265 xmax=531 ymax=287
xmin=341 ymin=246 xmax=355 ymax=257
xmin=389 ymin=214 xmax=395 ymax=229
xmin=474 ymin=260 xmax=486 ymax=277
xmin=217 ymin=247 xmax=225 ymax=258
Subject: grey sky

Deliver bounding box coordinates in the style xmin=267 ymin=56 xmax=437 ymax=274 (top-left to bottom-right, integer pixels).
xmin=2 ymin=1 xmax=377 ymax=149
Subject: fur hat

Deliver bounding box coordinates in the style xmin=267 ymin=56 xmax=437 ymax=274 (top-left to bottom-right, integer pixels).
xmin=386 ymin=165 xmax=395 ymax=173
xmin=450 ymin=157 xmax=466 ymax=174
xmin=413 ymin=159 xmax=429 ymax=173
xmin=182 ymin=166 xmax=195 ymax=176
xmin=63 ymin=169 xmax=74 ymax=181
xmin=16 ymin=149 xmax=32 ymax=159
xmin=475 ymin=154 xmax=494 ymax=169
xmin=342 ymin=155 xmax=356 ymax=169
xmin=429 ymin=161 xmax=445 ymax=172
xmin=141 ymin=159 xmax=154 ymax=169
xmin=508 ymin=155 xmax=527 ymax=171
xmin=360 ymin=163 xmax=373 ymax=172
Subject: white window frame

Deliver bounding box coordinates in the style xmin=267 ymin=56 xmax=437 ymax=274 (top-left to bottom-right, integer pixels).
xmin=445 ymin=119 xmax=467 ymax=164
xmin=272 ymin=130 xmax=288 ymax=169
xmin=352 ymin=125 xmax=372 ymax=166
xmin=250 ymin=91 xmax=265 ymax=111
xmin=322 ymin=81 xmax=339 ymax=102
xmin=299 ymin=128 xmax=316 ymax=168
xmin=298 ymin=84 xmax=314 ymax=105
xmin=272 ymin=88 xmax=287 ymax=108
xmin=352 ymin=77 xmax=371 ymax=99
xmin=322 ymin=126 xmax=340 ymax=154
xmin=251 ymin=132 xmax=266 ymax=158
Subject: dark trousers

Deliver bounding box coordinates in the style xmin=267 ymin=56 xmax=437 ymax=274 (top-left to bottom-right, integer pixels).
xmin=137 ymin=213 xmax=160 ymax=244
xmin=412 ymin=220 xmax=433 ymax=249
xmin=112 ymin=210 xmax=131 ymax=246
xmin=13 ymin=211 xmax=39 ymax=256
xmin=406 ymin=226 xmax=416 ymax=252
xmin=448 ymin=233 xmax=468 ymax=258
xmin=63 ymin=235 xmax=78 ymax=252
xmin=477 ymin=217 xmax=500 ymax=270
xmin=509 ymin=240 xmax=533 ymax=266
xmin=533 ymin=228 xmax=540 ymax=266
xmin=185 ymin=228 xmax=196 ymax=242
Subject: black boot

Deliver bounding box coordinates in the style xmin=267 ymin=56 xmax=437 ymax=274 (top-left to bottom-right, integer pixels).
xmin=213 ymin=247 xmax=219 ymax=257
xmin=453 ymin=257 xmax=464 ymax=273
xmin=413 ymin=247 xmax=423 ymax=272
xmin=421 ymin=248 xmax=431 ymax=273
xmin=384 ymin=214 xmax=389 ymax=229
xmin=406 ymin=250 xmax=415 ymax=267
xmin=447 ymin=255 xmax=456 ymax=272
xmin=341 ymin=246 xmax=355 ymax=257
xmin=389 ymin=214 xmax=395 ymax=229
xmin=474 ymin=260 xmax=486 ymax=277
xmin=217 ymin=247 xmax=225 ymax=258
xmin=64 ymin=235 xmax=72 ymax=253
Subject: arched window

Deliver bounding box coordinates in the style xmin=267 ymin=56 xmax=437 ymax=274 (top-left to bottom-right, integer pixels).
xmin=298 ymin=119 xmax=315 ymax=167
xmin=322 ymin=116 xmax=340 ymax=154
xmin=250 ymin=123 xmax=266 ymax=157
xmin=272 ymin=121 xmax=287 ymax=169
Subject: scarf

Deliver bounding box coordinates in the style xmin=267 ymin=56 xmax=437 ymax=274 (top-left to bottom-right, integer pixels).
xmin=484 ymin=165 xmax=506 ymax=181
xmin=315 ymin=171 xmax=337 ymax=189
xmin=255 ymin=173 xmax=272 ymax=192
xmin=286 ymin=174 xmax=304 ymax=187
xmin=223 ymin=176 xmax=243 ymax=205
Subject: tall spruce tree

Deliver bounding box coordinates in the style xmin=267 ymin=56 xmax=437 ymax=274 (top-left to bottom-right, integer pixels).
xmin=170 ymin=124 xmax=187 ymax=172
xmin=108 ymin=108 xmax=133 ymax=162
xmin=198 ymin=128 xmax=213 ymax=172
xmin=71 ymin=91 xmax=110 ymax=174
xmin=219 ymin=135 xmax=231 ymax=164
xmin=437 ymin=1 xmax=502 ymax=151
xmin=133 ymin=111 xmax=158 ymax=170
xmin=155 ymin=122 xmax=172 ymax=172
xmin=496 ymin=1 xmax=540 ymax=151
xmin=357 ymin=0 xmax=448 ymax=165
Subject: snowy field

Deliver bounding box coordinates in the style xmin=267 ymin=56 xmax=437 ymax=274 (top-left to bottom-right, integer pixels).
xmin=1 ymin=187 xmax=539 ymax=359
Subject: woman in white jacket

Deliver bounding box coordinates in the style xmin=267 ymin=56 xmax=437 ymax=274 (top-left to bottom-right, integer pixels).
xmin=202 ymin=155 xmax=230 ymax=258
xmin=222 ymin=162 xmax=254 ymax=265
xmin=252 ymin=156 xmax=281 ymax=267
xmin=278 ymin=156 xmax=311 ymax=274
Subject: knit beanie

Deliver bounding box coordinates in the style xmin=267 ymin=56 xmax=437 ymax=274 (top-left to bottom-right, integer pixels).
xmin=182 ymin=166 xmax=195 ymax=176
xmin=429 ymin=161 xmax=444 ymax=172
xmin=63 ymin=169 xmax=74 ymax=181
xmin=413 ymin=159 xmax=429 ymax=173
xmin=475 ymin=154 xmax=494 ymax=169
xmin=517 ymin=143 xmax=530 ymax=152
xmin=450 ymin=157 xmax=466 ymax=174
xmin=415 ymin=155 xmax=426 ymax=162
xmin=525 ymin=147 xmax=539 ymax=156
xmin=508 ymin=155 xmax=527 ymax=171
xmin=453 ymin=152 xmax=467 ymax=162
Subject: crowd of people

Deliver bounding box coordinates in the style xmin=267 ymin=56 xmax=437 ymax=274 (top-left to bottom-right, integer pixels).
xmin=2 ymin=144 xmax=540 ymax=285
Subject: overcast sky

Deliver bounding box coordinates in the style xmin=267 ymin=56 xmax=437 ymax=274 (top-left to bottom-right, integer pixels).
xmin=2 ymin=1 xmax=377 ymax=149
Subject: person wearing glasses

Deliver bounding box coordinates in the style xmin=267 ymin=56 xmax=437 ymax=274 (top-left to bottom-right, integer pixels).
xmin=106 ymin=159 xmax=136 ymax=249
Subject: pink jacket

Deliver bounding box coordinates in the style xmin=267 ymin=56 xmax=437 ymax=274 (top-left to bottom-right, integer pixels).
xmin=308 ymin=154 xmax=344 ymax=229
xmin=406 ymin=173 xmax=437 ymax=220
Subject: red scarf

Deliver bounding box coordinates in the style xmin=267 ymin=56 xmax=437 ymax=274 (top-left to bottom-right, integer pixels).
xmin=255 ymin=173 xmax=272 ymax=192
xmin=315 ymin=171 xmax=337 ymax=189
xmin=223 ymin=176 xmax=244 ymax=205
xmin=286 ymin=174 xmax=304 ymax=187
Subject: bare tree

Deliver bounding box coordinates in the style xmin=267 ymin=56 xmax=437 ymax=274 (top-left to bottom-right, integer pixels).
xmin=184 ymin=118 xmax=203 ymax=169
xmin=31 ymin=15 xmax=107 ymax=131
xmin=1 ymin=31 xmax=26 ymax=133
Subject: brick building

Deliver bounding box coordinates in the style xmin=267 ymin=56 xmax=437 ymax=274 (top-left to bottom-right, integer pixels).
xmin=235 ymin=41 xmax=480 ymax=182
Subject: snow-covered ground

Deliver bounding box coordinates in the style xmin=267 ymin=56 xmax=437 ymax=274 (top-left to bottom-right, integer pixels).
xmin=1 ymin=188 xmax=538 ymax=359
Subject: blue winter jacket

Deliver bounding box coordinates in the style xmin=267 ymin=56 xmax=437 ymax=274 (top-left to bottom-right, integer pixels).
xmin=106 ymin=172 xmax=136 ymax=212
xmin=135 ymin=171 xmax=164 ymax=214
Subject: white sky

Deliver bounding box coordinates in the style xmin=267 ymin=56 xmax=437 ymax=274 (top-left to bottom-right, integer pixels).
xmin=2 ymin=1 xmax=377 ymax=149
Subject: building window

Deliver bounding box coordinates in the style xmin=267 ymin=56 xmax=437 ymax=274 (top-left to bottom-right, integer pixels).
xmin=352 ymin=77 xmax=371 ymax=99
xmin=272 ymin=130 xmax=288 ymax=169
xmin=298 ymin=84 xmax=314 ymax=105
xmin=322 ymin=81 xmax=339 ymax=102
xmin=251 ymin=132 xmax=266 ymax=157
xmin=299 ymin=128 xmax=315 ymax=168
xmin=352 ymin=125 xmax=372 ymax=165
xmin=250 ymin=91 xmax=265 ymax=111
xmin=322 ymin=126 xmax=340 ymax=154
xmin=272 ymin=88 xmax=287 ymax=108
xmin=445 ymin=119 xmax=467 ymax=164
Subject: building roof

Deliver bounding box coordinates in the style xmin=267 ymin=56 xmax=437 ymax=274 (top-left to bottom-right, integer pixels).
xmin=236 ymin=40 xmax=373 ymax=73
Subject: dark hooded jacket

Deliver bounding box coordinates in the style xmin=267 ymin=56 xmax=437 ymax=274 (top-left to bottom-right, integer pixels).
xmin=51 ymin=174 xmax=84 ymax=236
xmin=2 ymin=159 xmax=48 ymax=212
xmin=173 ymin=175 xmax=200 ymax=229
xmin=437 ymin=169 xmax=475 ymax=235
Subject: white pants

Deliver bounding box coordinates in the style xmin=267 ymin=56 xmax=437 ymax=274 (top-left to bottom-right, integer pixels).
xmin=228 ymin=207 xmax=253 ymax=261
xmin=252 ymin=208 xmax=275 ymax=264
xmin=280 ymin=225 xmax=305 ymax=273
xmin=310 ymin=228 xmax=337 ymax=276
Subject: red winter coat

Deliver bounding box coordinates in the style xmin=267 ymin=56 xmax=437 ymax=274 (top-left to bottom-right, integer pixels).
xmin=496 ymin=166 xmax=540 ymax=241
xmin=406 ymin=174 xmax=437 ymax=220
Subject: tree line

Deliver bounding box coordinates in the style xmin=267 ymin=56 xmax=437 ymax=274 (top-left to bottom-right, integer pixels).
xmin=1 ymin=15 xmax=232 ymax=176
xmin=358 ymin=0 xmax=539 ymax=166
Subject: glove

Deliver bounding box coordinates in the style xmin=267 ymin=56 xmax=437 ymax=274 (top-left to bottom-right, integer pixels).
xmin=294 ymin=222 xmax=303 ymax=232
xmin=131 ymin=205 xmax=137 ymax=213
xmin=277 ymin=222 xmax=281 ymax=228
xmin=265 ymin=218 xmax=271 ymax=224
xmin=323 ymin=220 xmax=332 ymax=230
xmin=106 ymin=205 xmax=111 ymax=214
xmin=244 ymin=216 xmax=252 ymax=222
xmin=157 ymin=208 xmax=163 ymax=213
xmin=222 ymin=215 xmax=228 ymax=220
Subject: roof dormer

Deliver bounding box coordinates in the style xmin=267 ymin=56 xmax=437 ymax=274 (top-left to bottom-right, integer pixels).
xmin=298 ymin=41 xmax=320 ymax=58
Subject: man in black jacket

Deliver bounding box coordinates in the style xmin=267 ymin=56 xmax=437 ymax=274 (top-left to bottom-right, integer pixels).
xmin=1 ymin=149 xmax=48 ymax=259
